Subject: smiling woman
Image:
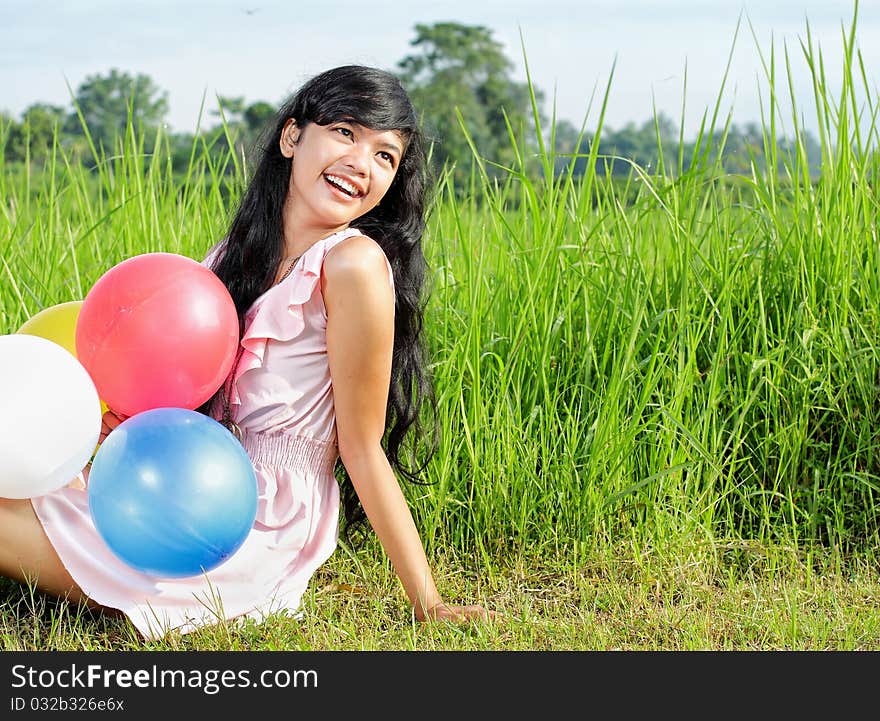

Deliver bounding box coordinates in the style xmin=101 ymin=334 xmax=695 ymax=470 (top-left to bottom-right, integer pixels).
xmin=5 ymin=65 xmax=495 ymax=640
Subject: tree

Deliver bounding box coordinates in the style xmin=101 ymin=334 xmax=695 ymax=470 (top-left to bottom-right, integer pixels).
xmin=243 ymin=101 xmax=274 ymax=134
xmin=203 ymin=96 xmax=277 ymax=172
xmin=3 ymin=103 xmax=66 ymax=163
xmin=210 ymin=96 xmax=274 ymax=136
xmin=211 ymin=95 xmax=246 ymax=125
xmin=550 ymin=119 xmax=589 ymax=177
xmin=66 ymin=68 xmax=168 ymax=153
xmin=396 ymin=22 xmax=542 ymax=183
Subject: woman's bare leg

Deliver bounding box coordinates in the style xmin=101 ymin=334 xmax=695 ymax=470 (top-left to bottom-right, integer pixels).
xmin=0 ymin=497 xmax=101 ymax=610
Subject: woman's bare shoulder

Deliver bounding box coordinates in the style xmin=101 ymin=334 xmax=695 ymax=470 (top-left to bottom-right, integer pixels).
xmin=323 ymin=233 xmax=389 ymax=282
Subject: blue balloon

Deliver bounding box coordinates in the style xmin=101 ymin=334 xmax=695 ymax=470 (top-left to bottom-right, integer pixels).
xmin=88 ymin=408 xmax=258 ymax=578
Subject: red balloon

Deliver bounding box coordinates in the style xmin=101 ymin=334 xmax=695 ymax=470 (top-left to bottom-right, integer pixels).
xmin=76 ymin=253 xmax=239 ymax=417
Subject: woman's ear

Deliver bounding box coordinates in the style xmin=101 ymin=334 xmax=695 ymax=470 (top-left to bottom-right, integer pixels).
xmin=280 ymin=118 xmax=300 ymax=158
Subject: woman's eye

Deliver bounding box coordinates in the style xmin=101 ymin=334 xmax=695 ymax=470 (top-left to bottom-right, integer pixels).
xmin=335 ymin=127 xmax=353 ymax=138
xmin=378 ymin=151 xmax=395 ymax=165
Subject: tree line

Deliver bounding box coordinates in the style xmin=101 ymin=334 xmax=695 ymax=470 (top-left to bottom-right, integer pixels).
xmin=1 ymin=22 xmax=822 ymax=183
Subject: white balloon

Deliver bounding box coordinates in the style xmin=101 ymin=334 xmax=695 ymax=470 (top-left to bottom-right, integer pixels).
xmin=0 ymin=333 xmax=102 ymax=498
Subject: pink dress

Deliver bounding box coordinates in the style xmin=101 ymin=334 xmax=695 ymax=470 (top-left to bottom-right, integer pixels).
xmin=30 ymin=227 xmax=392 ymax=640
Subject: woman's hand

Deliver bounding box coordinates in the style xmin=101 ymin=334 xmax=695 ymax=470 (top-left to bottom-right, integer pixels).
xmin=74 ymin=409 xmax=128 ymax=489
xmin=98 ymin=409 xmax=127 ymax=446
xmin=418 ymin=602 xmax=498 ymax=624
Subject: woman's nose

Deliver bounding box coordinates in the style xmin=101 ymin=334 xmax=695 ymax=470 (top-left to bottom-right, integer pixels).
xmin=343 ymin=145 xmax=370 ymax=175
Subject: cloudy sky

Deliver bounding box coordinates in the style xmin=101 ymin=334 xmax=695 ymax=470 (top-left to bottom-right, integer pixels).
xmin=1 ymin=0 xmax=875 ymax=139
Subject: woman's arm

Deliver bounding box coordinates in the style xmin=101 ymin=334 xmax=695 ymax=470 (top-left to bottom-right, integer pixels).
xmin=323 ymin=236 xmax=491 ymax=622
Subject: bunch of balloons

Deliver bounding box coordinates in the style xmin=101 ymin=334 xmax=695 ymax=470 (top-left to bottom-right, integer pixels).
xmin=2 ymin=252 xmax=258 ymax=577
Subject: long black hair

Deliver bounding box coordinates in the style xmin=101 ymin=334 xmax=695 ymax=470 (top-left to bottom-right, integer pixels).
xmin=205 ymin=65 xmax=437 ymax=544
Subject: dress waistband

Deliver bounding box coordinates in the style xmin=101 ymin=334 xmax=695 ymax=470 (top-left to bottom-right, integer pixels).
xmin=242 ymin=431 xmax=338 ymax=471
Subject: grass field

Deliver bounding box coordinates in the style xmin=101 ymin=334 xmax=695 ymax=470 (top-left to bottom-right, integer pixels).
xmin=1 ymin=13 xmax=879 ymax=650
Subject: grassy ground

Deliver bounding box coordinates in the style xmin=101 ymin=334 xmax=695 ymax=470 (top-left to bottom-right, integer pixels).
xmin=3 ymin=539 xmax=879 ymax=650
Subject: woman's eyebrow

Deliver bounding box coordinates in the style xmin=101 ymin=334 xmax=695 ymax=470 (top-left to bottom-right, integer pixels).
xmin=378 ymin=139 xmax=404 ymax=155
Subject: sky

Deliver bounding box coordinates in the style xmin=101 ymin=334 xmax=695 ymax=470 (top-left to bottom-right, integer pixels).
xmin=1 ymin=0 xmax=877 ymax=140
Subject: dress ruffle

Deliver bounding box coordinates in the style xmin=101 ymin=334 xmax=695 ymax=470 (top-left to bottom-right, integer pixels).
xmin=229 ymin=228 xmax=363 ymax=404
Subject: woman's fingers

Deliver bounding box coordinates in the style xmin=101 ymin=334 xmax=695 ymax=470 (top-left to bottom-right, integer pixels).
xmin=454 ymin=604 xmax=499 ymax=622
xmin=98 ymin=409 xmax=127 ymax=446
xmin=421 ymin=603 xmax=499 ymax=624
xmin=102 ymin=410 xmax=127 ymax=429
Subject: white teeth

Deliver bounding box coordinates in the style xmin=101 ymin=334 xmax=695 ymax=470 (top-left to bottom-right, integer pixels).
xmin=325 ymin=174 xmax=361 ymax=197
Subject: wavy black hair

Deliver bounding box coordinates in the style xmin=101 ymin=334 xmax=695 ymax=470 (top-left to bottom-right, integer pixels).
xmin=203 ymin=65 xmax=438 ymax=545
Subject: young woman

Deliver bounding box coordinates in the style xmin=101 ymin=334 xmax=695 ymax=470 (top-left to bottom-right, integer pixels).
xmin=0 ymin=65 xmax=493 ymax=639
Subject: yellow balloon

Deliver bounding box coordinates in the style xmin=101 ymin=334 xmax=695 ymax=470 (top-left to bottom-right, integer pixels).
xmin=17 ymin=301 xmax=109 ymax=416
xmin=16 ymin=300 xmax=83 ymax=356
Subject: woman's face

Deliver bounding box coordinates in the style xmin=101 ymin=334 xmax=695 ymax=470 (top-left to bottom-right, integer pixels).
xmin=280 ymin=118 xmax=405 ymax=230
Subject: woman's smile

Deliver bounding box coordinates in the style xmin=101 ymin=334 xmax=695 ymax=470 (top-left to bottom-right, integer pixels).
xmin=323 ymin=172 xmax=366 ymax=199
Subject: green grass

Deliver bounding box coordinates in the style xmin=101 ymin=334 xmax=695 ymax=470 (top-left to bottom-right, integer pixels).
xmin=1 ymin=7 xmax=879 ymax=649
xmin=4 ymin=541 xmax=879 ymax=650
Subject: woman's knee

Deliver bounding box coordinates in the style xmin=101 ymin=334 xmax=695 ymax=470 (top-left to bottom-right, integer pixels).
xmin=0 ymin=498 xmax=85 ymax=602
